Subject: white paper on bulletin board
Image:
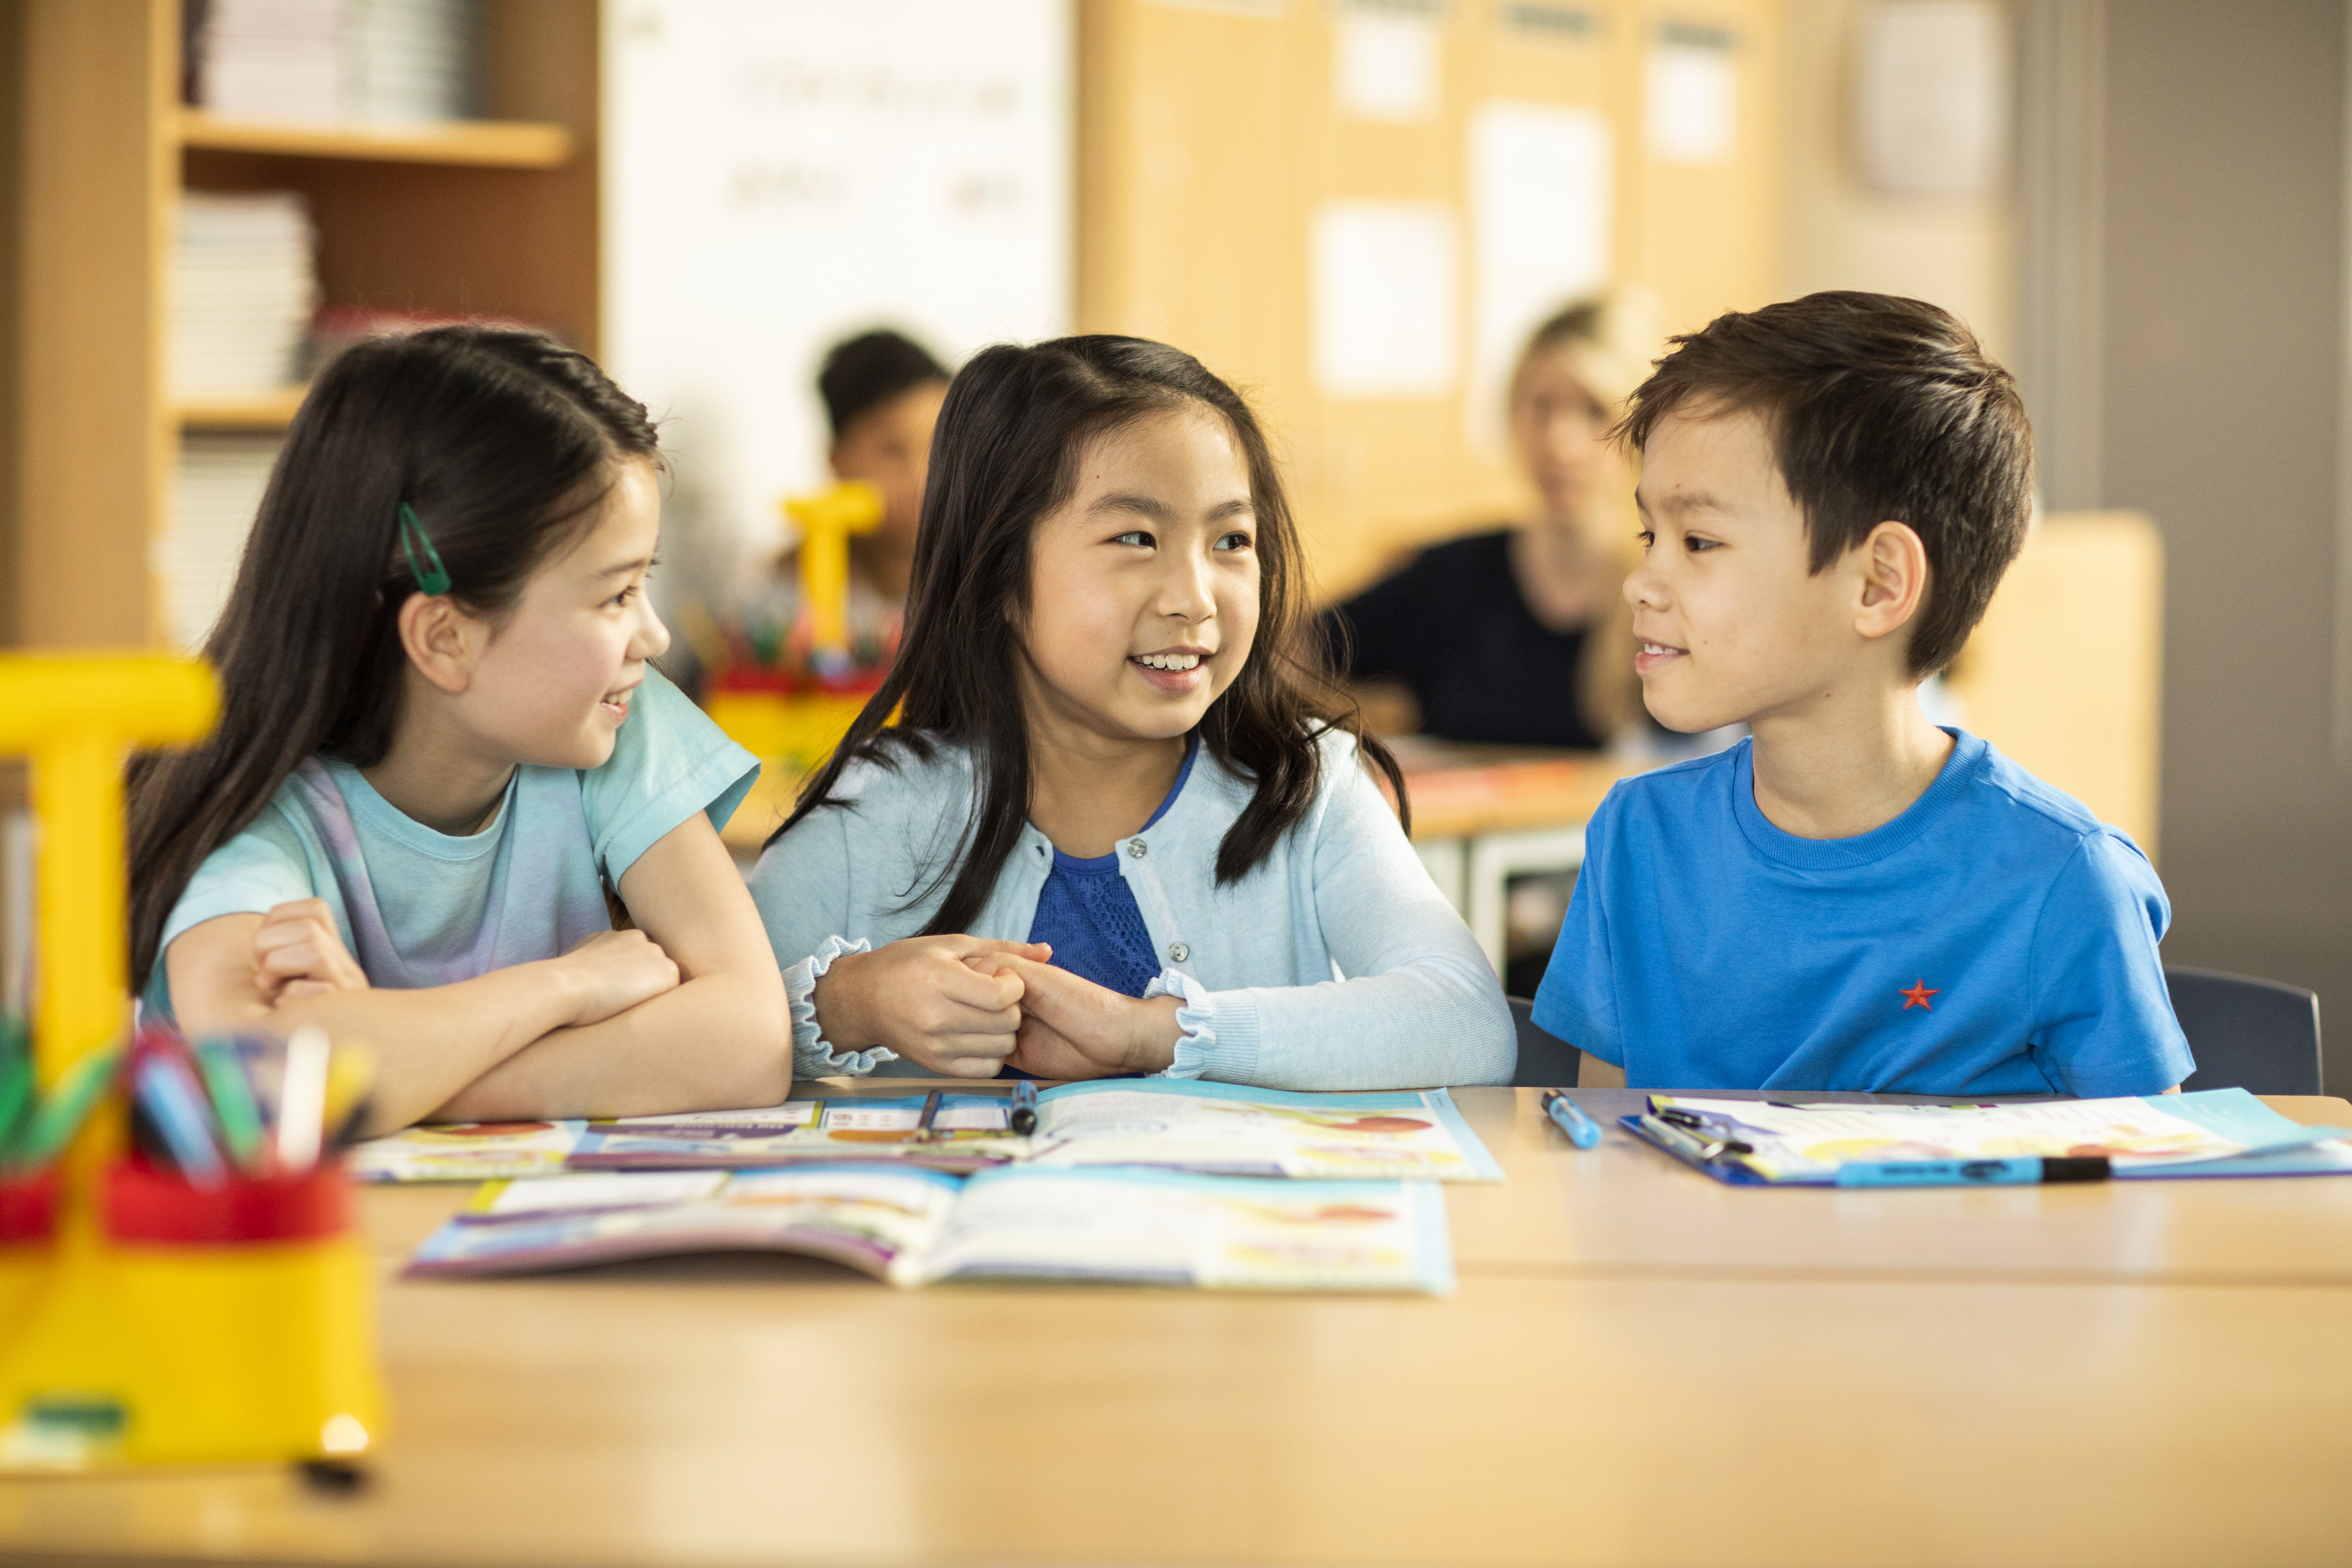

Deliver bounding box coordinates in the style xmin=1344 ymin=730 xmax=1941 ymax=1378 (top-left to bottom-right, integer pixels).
xmin=1311 ymin=201 xmax=1459 ymax=400
xmin=1466 ymin=102 xmax=1612 ymax=448
xmin=603 ymin=0 xmax=1072 ymax=607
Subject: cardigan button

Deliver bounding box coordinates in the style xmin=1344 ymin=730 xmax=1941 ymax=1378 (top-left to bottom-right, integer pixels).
xmin=1127 ymin=840 xmax=1148 ymax=858
xmin=1168 ymin=941 xmax=1189 ymax=963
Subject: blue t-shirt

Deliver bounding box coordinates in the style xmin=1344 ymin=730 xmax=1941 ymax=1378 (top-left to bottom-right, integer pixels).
xmin=143 ymin=669 xmax=758 ymax=1019
xmin=1025 ymin=737 xmax=1197 ymax=997
xmin=1532 ymin=730 xmax=2194 ymax=1096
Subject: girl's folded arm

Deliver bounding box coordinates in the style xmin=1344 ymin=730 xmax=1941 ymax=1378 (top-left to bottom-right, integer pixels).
xmin=435 ymin=810 xmax=792 ymax=1122
xmin=166 ymin=912 xmax=645 ymax=1135
xmin=1183 ymin=758 xmax=1516 ymax=1091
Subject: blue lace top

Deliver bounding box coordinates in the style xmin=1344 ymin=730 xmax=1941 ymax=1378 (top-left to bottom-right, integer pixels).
xmin=1025 ymin=736 xmax=1198 ymax=996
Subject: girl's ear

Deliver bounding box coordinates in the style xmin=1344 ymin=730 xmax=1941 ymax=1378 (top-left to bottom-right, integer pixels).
xmin=1854 ymin=520 xmax=1930 ymax=644
xmin=395 ymin=592 xmax=483 ymax=694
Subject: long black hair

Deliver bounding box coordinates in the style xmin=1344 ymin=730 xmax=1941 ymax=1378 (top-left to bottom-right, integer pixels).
xmin=128 ymin=325 xmax=660 ymax=983
xmin=771 ymin=334 xmax=1405 ymax=936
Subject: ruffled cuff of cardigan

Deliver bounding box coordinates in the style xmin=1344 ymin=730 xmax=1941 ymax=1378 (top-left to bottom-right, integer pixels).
xmin=1144 ymin=967 xmax=1257 ymax=1082
xmin=786 ymin=936 xmax=896 ymax=1077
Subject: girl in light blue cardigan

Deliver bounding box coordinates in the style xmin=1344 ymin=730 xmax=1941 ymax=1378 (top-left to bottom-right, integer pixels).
xmin=748 ymin=336 xmax=1512 ymax=1090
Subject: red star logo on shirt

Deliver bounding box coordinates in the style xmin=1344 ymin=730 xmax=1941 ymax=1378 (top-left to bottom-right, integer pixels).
xmin=1900 ymin=980 xmax=1940 ymax=1011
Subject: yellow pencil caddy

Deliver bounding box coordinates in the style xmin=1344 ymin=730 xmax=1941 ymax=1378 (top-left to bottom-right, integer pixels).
xmin=0 ymin=653 xmax=385 ymax=1472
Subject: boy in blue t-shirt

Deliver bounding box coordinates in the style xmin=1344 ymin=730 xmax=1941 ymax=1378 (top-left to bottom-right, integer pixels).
xmin=1533 ymin=291 xmax=2193 ymax=1095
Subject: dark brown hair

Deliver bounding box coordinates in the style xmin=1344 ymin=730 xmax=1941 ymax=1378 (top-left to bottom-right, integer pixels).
xmin=771 ymin=334 xmax=1405 ymax=936
xmin=128 ymin=325 xmax=660 ymax=984
xmin=1617 ymin=291 xmax=2033 ymax=676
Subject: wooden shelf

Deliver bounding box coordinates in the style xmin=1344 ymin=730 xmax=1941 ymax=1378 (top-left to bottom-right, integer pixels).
xmin=174 ymin=387 xmax=309 ymax=432
xmin=176 ymin=110 xmax=574 ymax=169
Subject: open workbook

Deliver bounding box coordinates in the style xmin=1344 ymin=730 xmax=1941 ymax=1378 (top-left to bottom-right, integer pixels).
xmin=351 ymin=1080 xmax=1504 ymax=1184
xmin=1626 ymin=1088 xmax=2352 ymax=1185
xmin=405 ymin=1163 xmax=1455 ymax=1293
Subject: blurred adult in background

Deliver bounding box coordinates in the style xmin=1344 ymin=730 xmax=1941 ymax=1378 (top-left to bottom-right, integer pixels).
xmin=1318 ymin=297 xmax=1652 ymax=748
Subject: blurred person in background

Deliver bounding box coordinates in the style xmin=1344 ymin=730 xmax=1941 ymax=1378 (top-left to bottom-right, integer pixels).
xmin=1318 ymin=296 xmax=1653 ymax=749
xmin=748 ymin=328 xmax=952 ymax=660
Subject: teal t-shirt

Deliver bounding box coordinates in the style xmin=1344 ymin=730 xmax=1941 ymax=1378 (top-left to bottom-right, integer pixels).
xmin=142 ymin=669 xmax=757 ymax=1020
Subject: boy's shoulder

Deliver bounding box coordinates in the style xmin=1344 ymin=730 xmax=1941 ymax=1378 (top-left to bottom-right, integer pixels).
xmin=1597 ymin=731 xmax=2144 ymax=869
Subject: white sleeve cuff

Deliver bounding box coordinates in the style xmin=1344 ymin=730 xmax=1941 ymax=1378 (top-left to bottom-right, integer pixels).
xmin=1143 ymin=968 xmax=1216 ymax=1079
xmin=785 ymin=935 xmax=897 ymax=1077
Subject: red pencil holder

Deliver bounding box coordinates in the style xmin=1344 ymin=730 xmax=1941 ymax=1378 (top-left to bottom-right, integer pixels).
xmin=103 ymin=1158 xmax=349 ymax=1246
xmin=0 ymin=1171 xmax=60 ymax=1245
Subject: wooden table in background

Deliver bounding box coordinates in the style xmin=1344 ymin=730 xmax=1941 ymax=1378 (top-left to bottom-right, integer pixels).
xmin=1386 ymin=739 xmax=1633 ymax=974
xmin=5 ymin=1083 xmax=2350 ymax=1568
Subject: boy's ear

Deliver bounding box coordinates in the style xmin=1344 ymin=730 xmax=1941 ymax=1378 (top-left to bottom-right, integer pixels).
xmin=395 ymin=592 xmax=485 ymax=695
xmin=1853 ymin=520 xmax=1931 ymax=645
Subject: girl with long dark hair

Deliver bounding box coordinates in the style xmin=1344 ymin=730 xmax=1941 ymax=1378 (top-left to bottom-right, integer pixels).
xmin=751 ymin=336 xmax=1510 ymax=1088
xmin=131 ymin=326 xmax=789 ymax=1131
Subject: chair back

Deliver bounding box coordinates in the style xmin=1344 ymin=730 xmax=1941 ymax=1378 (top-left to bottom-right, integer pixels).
xmin=1506 ymin=996 xmax=1579 ymax=1089
xmin=2168 ymin=967 xmax=2324 ymax=1096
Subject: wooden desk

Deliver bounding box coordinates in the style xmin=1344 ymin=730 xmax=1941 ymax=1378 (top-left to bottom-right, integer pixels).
xmin=6 ymin=1086 xmax=2351 ymax=1567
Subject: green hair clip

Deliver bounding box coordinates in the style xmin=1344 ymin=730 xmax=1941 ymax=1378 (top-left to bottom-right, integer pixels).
xmin=397 ymin=503 xmax=452 ymax=597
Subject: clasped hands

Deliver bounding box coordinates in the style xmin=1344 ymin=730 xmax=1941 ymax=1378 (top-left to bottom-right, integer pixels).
xmin=811 ymin=937 xmax=1184 ymax=1080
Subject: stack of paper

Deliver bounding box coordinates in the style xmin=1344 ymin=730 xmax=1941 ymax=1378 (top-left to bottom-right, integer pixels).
xmin=168 ymin=436 xmax=280 ymax=650
xmin=195 ymin=0 xmax=477 ymax=123
xmin=170 ymin=191 xmax=317 ymax=396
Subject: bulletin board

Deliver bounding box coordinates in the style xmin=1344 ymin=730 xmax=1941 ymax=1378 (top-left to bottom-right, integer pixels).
xmin=602 ymin=0 xmax=1074 ymax=598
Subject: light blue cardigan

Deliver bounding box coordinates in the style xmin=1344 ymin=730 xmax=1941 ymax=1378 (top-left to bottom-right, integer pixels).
xmin=748 ymin=729 xmax=1514 ymax=1090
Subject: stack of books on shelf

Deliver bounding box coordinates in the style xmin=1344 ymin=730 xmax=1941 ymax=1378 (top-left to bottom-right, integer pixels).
xmin=189 ymin=0 xmax=478 ymax=123
xmin=168 ymin=437 xmax=280 ymax=652
xmin=170 ymin=190 xmax=318 ymax=398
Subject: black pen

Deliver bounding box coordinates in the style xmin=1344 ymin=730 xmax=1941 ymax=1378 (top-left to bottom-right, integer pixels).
xmin=912 ymin=1088 xmax=943 ymax=1141
xmin=1010 ymin=1080 xmax=1039 ymax=1135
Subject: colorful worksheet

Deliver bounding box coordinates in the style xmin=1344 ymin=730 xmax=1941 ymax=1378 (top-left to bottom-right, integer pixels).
xmin=405 ymin=1163 xmax=1456 ymax=1294
xmin=1629 ymin=1088 xmax=2352 ymax=1184
xmin=351 ymin=1080 xmax=1504 ymax=1183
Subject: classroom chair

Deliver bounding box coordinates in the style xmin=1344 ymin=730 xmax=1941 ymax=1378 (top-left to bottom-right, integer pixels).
xmin=1506 ymin=996 xmax=1578 ymax=1089
xmin=2168 ymin=966 xmax=2325 ymax=1096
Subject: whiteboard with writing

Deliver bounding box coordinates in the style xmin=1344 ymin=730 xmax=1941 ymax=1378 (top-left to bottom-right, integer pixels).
xmin=603 ymin=0 xmax=1072 ymax=591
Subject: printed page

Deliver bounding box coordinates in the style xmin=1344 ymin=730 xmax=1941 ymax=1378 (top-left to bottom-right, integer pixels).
xmin=569 ymin=1095 xmax=1025 ymax=1172
xmin=348 ymin=1119 xmax=584 ymax=1183
xmin=406 ymin=1164 xmax=963 ymax=1284
xmin=917 ymin=1168 xmax=1454 ymax=1294
xmin=1026 ymin=1082 xmax=1503 ymax=1181
xmin=1653 ymin=1090 xmax=2348 ymax=1182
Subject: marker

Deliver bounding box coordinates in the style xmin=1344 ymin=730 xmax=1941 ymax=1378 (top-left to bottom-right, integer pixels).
xmin=1009 ymin=1080 xmax=1039 ymax=1136
xmin=911 ymin=1088 xmax=943 ymax=1141
xmin=16 ymin=1044 xmax=124 ymax=1168
xmin=1539 ymin=1089 xmax=1602 ymax=1149
xmin=1637 ymin=1113 xmax=1735 ymax=1166
xmin=1835 ymin=1156 xmax=2113 ymax=1188
xmin=192 ymin=1037 xmax=268 ymax=1172
xmin=133 ymin=1053 xmax=229 ymax=1188
xmin=0 ymin=1018 xmax=31 ymax=1157
xmin=277 ymin=1026 xmax=331 ymax=1173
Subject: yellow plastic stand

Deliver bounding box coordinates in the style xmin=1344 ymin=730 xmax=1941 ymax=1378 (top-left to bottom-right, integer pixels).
xmin=782 ymin=478 xmax=884 ymax=657
xmin=0 ymin=654 xmax=385 ymax=1470
xmin=705 ymin=480 xmax=891 ymax=786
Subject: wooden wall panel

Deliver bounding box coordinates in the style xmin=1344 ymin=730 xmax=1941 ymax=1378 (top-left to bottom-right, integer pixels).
xmin=1079 ymin=0 xmax=1785 ymax=598
xmin=12 ymin=0 xmax=174 ymax=648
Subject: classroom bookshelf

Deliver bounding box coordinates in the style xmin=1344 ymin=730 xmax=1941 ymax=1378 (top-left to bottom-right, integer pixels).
xmin=4 ymin=0 xmax=600 ymax=651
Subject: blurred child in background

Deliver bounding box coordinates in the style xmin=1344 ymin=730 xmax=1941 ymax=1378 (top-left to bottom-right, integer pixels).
xmin=1319 ymin=296 xmax=1651 ymax=749
xmin=731 ymin=329 xmax=951 ymax=672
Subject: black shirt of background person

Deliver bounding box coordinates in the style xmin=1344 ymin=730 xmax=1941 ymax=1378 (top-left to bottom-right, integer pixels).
xmin=1319 ymin=531 xmax=1608 ymax=748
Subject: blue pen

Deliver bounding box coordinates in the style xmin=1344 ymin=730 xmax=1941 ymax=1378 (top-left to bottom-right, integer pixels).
xmin=1836 ymin=1156 xmax=2112 ymax=1188
xmin=1540 ymin=1089 xmax=1603 ymax=1149
xmin=1009 ymin=1080 xmax=1039 ymax=1136
xmin=134 ymin=1054 xmax=229 ymax=1189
